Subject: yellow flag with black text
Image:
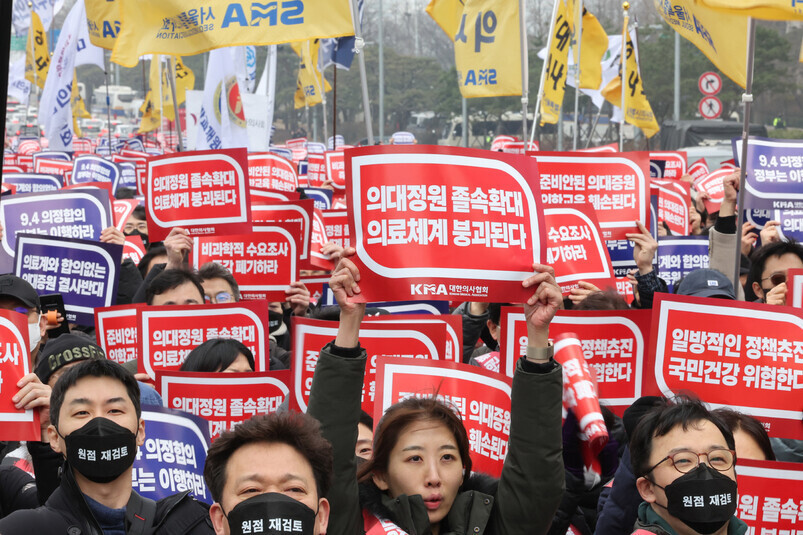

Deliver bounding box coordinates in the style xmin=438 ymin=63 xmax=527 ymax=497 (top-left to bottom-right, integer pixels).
xmin=425 ymin=0 xmax=465 ymax=40
xmin=653 ymin=0 xmax=747 ymax=88
xmin=292 ymin=41 xmax=332 ymax=109
xmin=25 ymin=11 xmax=49 ymax=89
xmin=111 ymin=0 xmax=355 ymax=67
xmin=139 ymin=57 xmax=163 ymax=134
xmin=454 ymin=0 xmax=522 ymax=98
xmin=696 ymin=0 xmax=802 ymax=21
xmin=161 ymin=57 xmax=195 ymax=121
xmin=85 ymin=0 xmax=121 ymax=50
xmin=71 ymin=73 xmax=91 ymax=120
xmin=540 ymin=0 xmax=571 ymax=124
xmin=578 ymin=9 xmax=608 ymax=90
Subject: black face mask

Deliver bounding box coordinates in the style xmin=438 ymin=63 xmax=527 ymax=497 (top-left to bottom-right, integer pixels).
xmin=652 ymin=464 xmax=738 ymax=534
xmin=225 ymin=492 xmax=317 ymax=535
xmin=62 ymin=417 xmax=138 ymax=483
xmin=124 ymin=229 xmax=149 ymax=248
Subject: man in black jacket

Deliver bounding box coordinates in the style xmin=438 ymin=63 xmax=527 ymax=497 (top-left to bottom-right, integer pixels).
xmin=0 ymin=358 xmax=213 ymax=534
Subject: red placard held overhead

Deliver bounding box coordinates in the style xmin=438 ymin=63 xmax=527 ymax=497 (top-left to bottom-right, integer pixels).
xmin=146 ymin=148 xmax=251 ymax=241
xmin=649 ymin=151 xmax=687 ymax=179
xmin=306 ymin=153 xmax=326 ymax=187
xmin=322 ymin=210 xmax=350 ymax=249
xmin=310 ymin=209 xmax=334 ymax=270
xmin=733 ymin=459 xmax=803 ymax=535
xmin=247 ymin=152 xmax=298 ymax=192
xmin=123 ymin=235 xmax=147 ymax=265
xmin=375 ymin=357 xmax=512 ymax=478
xmin=324 ymin=151 xmax=346 ymax=189
xmin=530 ymin=151 xmax=650 ymax=240
xmin=113 ymin=199 xmax=139 ymax=231
xmin=138 ymin=301 xmax=270 ymax=380
xmin=95 ymin=304 xmax=145 ymax=365
xmin=192 ymin=225 xmax=299 ymax=302
xmin=653 ymin=181 xmax=690 ymax=235
xmin=693 ymin=168 xmax=730 ymax=214
xmin=251 ymin=199 xmax=313 ymax=268
xmin=647 ymin=294 xmax=803 ymax=438
xmin=544 ymin=205 xmax=616 ymax=295
xmin=788 ymin=268 xmax=803 ymax=308
xmin=0 ymin=310 xmax=39 ymax=441
xmin=347 ymin=146 xmax=544 ymax=303
xmin=158 ymin=371 xmax=290 ymax=440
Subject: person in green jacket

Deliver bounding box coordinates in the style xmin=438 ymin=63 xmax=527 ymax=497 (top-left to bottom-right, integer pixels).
xmin=307 ymin=251 xmax=565 ymax=535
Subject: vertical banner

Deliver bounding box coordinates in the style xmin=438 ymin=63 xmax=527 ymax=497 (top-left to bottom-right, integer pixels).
xmin=656 ymin=237 xmax=710 ymax=293
xmin=646 ymin=294 xmax=803 ymax=439
xmin=347 ymin=146 xmax=544 ymax=303
xmin=133 ymin=406 xmax=211 ymax=504
xmin=158 ymin=370 xmax=290 ymax=441
xmin=0 ymin=310 xmax=39 ymax=441
xmin=146 ymin=148 xmax=252 ymax=241
xmin=95 ymin=304 xmax=144 ymax=365
xmin=138 ymin=301 xmax=270 ymax=380
xmin=375 ymin=357 xmax=512 ymax=478
xmin=539 ymin=0 xmax=571 ymax=124
xmin=736 ymin=137 xmax=803 ymax=211
xmin=531 ymin=151 xmax=650 ymax=239
xmin=15 ymin=235 xmax=123 ymax=326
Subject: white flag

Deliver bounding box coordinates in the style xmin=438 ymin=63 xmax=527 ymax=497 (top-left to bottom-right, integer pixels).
xmin=196 ymin=48 xmax=249 ymax=151
xmin=12 ymin=0 xmax=63 ymax=35
xmin=8 ymin=58 xmax=31 ymax=107
xmin=40 ymin=0 xmax=85 ymax=151
xmin=256 ymin=45 xmax=278 ymax=146
xmin=75 ymin=9 xmax=105 ymax=71
xmin=244 ymin=46 xmax=258 ymax=93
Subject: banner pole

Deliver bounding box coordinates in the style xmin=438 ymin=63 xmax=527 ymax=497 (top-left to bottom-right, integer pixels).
xmin=734 ymin=17 xmax=756 ymax=291
xmin=104 ymin=50 xmax=114 ymax=151
xmin=619 ymin=3 xmax=628 ymax=152
xmin=519 ymin=0 xmax=528 ymax=143
xmin=332 ymin=66 xmax=338 ymax=148
xmin=350 ymin=0 xmax=374 ymax=144
xmin=0 ymin=0 xmax=10 ymax=146
xmin=572 ymin=0 xmax=583 ymax=150
xmin=165 ymin=56 xmax=184 ymax=152
xmin=530 ymin=0 xmax=560 ymax=145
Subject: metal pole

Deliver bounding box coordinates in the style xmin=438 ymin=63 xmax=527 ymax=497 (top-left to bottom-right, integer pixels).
xmin=585 ymin=106 xmax=602 ymax=149
xmin=619 ymin=5 xmax=628 ymax=152
xmin=413 ymin=0 xmax=420 ymax=56
xmin=461 ymin=97 xmax=468 ymax=147
xmin=378 ymin=0 xmax=385 ymax=141
xmin=351 ymin=0 xmax=374 ymax=144
xmin=530 ymin=0 xmax=561 ymax=145
xmin=673 ymin=32 xmax=680 ymax=121
xmin=0 ymin=0 xmax=11 ymax=148
xmin=104 ymin=50 xmax=113 ymax=150
xmin=519 ymin=0 xmax=528 ymax=142
xmin=572 ymin=1 xmax=583 ymax=150
xmin=165 ymin=56 xmax=184 ymax=151
xmin=332 ymin=66 xmax=337 ymax=148
xmin=734 ymin=18 xmax=756 ymax=291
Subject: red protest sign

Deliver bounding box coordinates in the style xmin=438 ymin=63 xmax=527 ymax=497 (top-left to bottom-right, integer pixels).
xmin=290 ymin=317 xmax=458 ymax=416
xmin=138 ymin=301 xmax=270 ymax=380
xmin=694 ymin=168 xmax=730 ymax=214
xmin=306 ymin=154 xmax=326 ymax=187
xmin=324 ymin=151 xmax=346 ymax=189
xmin=646 ymin=294 xmax=803 ymax=438
xmin=158 ymin=370 xmax=290 ymax=440
xmin=322 ymin=210 xmax=351 ymax=249
xmin=310 ymin=209 xmax=334 ymax=270
xmin=251 ymin=198 xmax=313 ymax=267
xmin=687 ymin=159 xmax=709 ymax=183
xmin=375 ymin=357 xmax=512 ymax=478
xmin=35 ymin=158 xmax=72 ymax=178
xmin=734 ymin=459 xmax=803 ymax=533
xmin=0 ymin=310 xmax=39 ymax=441
xmin=247 ymin=152 xmax=298 ymax=192
xmin=614 ymin=277 xmax=636 ymax=306
xmin=363 ymin=314 xmax=464 ymax=364
xmin=530 ymin=151 xmax=650 ymax=240
xmin=347 ymin=146 xmax=544 ymax=303
xmin=499 ymin=307 xmax=650 ymax=415
xmin=146 ymin=148 xmax=252 ymax=242
xmin=16 ymin=154 xmax=33 ymax=172
xmin=249 ymin=188 xmax=301 ymax=203
xmin=501 ymin=141 xmax=539 ymax=154
xmin=653 ymin=181 xmax=690 ymax=235
xmin=95 ymin=304 xmax=144 ymax=365
xmin=490 ymin=136 xmax=516 ymax=152
xmin=123 ymin=235 xmax=146 ymax=265
xmin=192 ymin=225 xmax=299 ymax=302
xmin=544 ymin=205 xmax=615 ymax=295
xmin=113 ymin=199 xmax=139 ymax=231
xmin=788 ymin=268 xmax=803 ymax=308
xmin=649 ymin=151 xmax=687 ymax=179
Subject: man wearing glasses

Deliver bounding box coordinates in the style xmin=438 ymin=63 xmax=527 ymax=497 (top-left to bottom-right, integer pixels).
xmin=748 ymin=240 xmax=803 ymax=306
xmin=199 ymin=262 xmax=240 ymax=304
xmin=629 ymin=398 xmax=744 ymax=535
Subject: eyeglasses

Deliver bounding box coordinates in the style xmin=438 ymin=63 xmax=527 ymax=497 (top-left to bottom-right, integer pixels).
xmin=124 ymin=222 xmax=148 ymax=233
xmin=760 ymin=272 xmax=786 ymax=287
xmin=648 ymin=448 xmax=736 ymax=475
xmin=205 ymin=291 xmax=233 ymax=304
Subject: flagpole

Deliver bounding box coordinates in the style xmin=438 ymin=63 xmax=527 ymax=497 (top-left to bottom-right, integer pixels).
xmin=572 ymin=1 xmax=583 ymax=150
xmin=619 ymin=3 xmax=628 ymax=152
xmin=530 ymin=0 xmax=561 ymax=145
xmin=165 ymin=56 xmax=184 ymax=152
xmin=1 ymin=0 xmax=11 ymax=148
xmin=518 ymin=0 xmax=528 ymax=142
xmin=734 ymin=17 xmax=756 ymax=291
xmin=103 ymin=50 xmax=114 ymax=150
xmin=332 ymin=66 xmax=338 ymax=148
xmin=27 ymin=4 xmax=35 ymax=127
xmin=320 ymin=66 xmax=328 ymax=143
xmin=350 ymin=0 xmax=374 ymax=144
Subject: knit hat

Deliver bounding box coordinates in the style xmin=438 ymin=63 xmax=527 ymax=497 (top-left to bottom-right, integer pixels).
xmin=35 ymin=334 xmax=106 ymax=384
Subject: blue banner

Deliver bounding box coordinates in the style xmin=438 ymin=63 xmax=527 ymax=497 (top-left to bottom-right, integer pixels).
xmin=302 ymin=188 xmax=333 ymax=210
xmin=2 ymin=173 xmax=63 ymax=193
xmin=649 ymin=159 xmax=666 ymax=178
xmin=775 ymin=209 xmax=803 ymax=243
xmin=269 ymin=146 xmax=292 ymax=161
xmin=117 ymin=162 xmax=138 ymax=191
xmin=0 ymin=189 xmax=113 ymax=273
xmin=126 ymin=138 xmax=146 ymax=152
xmin=133 ymin=406 xmax=211 ymax=504
xmin=15 ymin=234 xmax=122 ymax=325
xmin=318 ymin=284 xmax=449 ymax=314
xmin=656 ymin=236 xmax=710 ymax=293
xmin=735 ymin=136 xmax=803 ymax=210
xmin=72 ymin=154 xmax=122 ymax=192
xmin=32 ymin=151 xmax=72 ymax=164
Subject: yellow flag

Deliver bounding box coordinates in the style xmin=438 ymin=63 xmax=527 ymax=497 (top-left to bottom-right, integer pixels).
xmin=695 ymin=0 xmax=803 ymax=21
xmin=112 ymin=0 xmax=355 ymax=67
xmin=85 ymin=0 xmax=121 ymax=50
xmin=578 ymin=9 xmax=608 ymax=90
xmin=292 ymin=40 xmax=332 ymax=109
xmin=425 ymin=0 xmax=465 ymax=40
xmin=139 ymin=57 xmax=163 ymax=133
xmin=540 ymin=0 xmax=571 ymax=124
xmin=159 ymin=57 xmax=195 ymax=121
xmin=25 ymin=11 xmax=50 ymax=89
xmin=454 ymin=0 xmax=522 ymax=98
xmin=71 ymin=73 xmax=91 ymax=120
xmin=653 ymin=0 xmax=747 ymax=88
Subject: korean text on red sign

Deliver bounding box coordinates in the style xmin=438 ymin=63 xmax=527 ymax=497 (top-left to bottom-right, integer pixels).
xmin=733 ymin=459 xmax=803 ymax=535
xmin=0 ymin=309 xmax=39 ymax=441
xmin=347 ymin=146 xmax=544 ymax=303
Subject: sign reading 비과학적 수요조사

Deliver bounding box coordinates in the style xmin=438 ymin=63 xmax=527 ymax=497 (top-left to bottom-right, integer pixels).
xmin=735 ymin=136 xmax=803 ymax=210
xmin=0 ymin=309 xmax=39 ymax=441
xmin=157 ymin=370 xmax=290 ymax=441
xmin=15 ymin=234 xmax=122 ymax=326
xmin=146 ymin=148 xmax=252 ymax=242
xmin=0 ymin=188 xmax=113 ymax=273
xmin=346 ymin=145 xmax=544 ymax=303
xmin=133 ymin=406 xmax=211 ymax=504
xmin=645 ymin=293 xmax=803 ymax=439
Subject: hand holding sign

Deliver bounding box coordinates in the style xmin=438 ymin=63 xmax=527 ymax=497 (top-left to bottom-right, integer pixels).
xmin=165 ymin=227 xmax=193 ymax=269
xmin=626 ymin=221 xmax=658 ymax=276
xmin=718 ymin=169 xmax=740 ymax=217
xmin=759 ymin=220 xmax=782 ymax=245
xmin=522 ymin=263 xmax=562 ymax=350
xmin=329 ymin=250 xmax=366 ymax=348
xmin=100 ymin=226 xmax=126 ymax=247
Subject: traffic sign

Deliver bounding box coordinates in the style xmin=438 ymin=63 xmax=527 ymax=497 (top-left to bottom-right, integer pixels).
xmin=699 ymin=72 xmax=722 ymax=96
xmin=699 ymin=96 xmax=723 ymax=120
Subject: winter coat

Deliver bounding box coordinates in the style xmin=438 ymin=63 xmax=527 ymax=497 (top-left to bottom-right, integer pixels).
xmin=631 ymin=501 xmax=747 ymax=535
